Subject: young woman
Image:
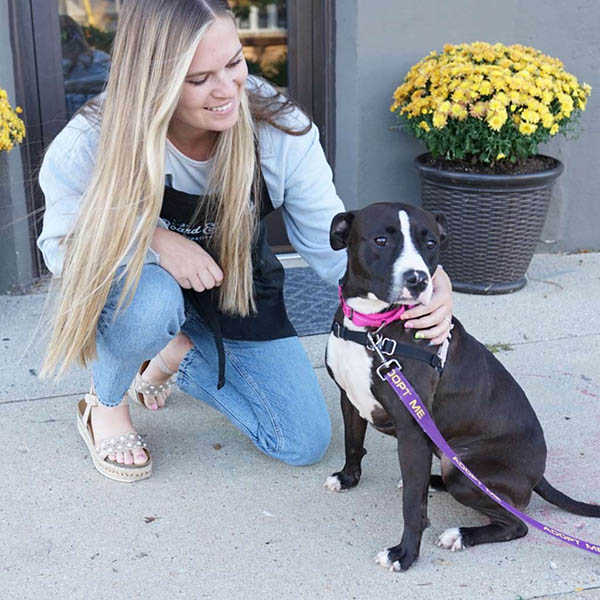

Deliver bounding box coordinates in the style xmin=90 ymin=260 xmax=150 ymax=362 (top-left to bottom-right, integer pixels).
xmin=38 ymin=0 xmax=453 ymax=482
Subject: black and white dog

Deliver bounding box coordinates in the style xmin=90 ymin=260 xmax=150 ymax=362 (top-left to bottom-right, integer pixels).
xmin=325 ymin=202 xmax=600 ymax=572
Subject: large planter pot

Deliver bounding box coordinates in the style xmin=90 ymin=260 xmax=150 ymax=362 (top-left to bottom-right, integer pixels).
xmin=415 ymin=153 xmax=564 ymax=294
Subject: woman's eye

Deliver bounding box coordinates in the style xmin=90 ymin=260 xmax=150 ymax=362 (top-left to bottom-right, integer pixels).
xmin=227 ymin=58 xmax=244 ymax=69
xmin=187 ymin=58 xmax=243 ymax=86
xmin=374 ymin=236 xmax=388 ymax=247
xmin=426 ymin=239 xmax=437 ymax=249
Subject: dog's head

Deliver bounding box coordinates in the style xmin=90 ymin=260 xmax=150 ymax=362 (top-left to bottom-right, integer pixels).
xmin=331 ymin=202 xmax=448 ymax=307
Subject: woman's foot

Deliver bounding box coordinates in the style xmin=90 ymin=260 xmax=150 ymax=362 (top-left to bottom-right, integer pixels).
xmin=136 ymin=332 xmax=194 ymax=410
xmin=91 ymin=401 xmax=148 ymax=465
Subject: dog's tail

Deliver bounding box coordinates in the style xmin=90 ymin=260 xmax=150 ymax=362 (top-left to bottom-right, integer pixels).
xmin=534 ymin=477 xmax=600 ymax=517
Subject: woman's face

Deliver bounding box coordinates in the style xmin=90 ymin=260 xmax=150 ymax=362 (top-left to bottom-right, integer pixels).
xmin=172 ymin=16 xmax=248 ymax=137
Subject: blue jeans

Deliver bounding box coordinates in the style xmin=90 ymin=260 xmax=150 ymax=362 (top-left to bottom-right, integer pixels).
xmin=92 ymin=264 xmax=331 ymax=466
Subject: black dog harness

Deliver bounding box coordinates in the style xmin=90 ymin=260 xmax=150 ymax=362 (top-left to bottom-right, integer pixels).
xmin=331 ymin=320 xmax=444 ymax=373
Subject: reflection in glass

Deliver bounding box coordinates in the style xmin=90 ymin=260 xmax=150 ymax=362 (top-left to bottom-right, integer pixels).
xmin=59 ymin=1 xmax=119 ymax=117
xmin=231 ymin=1 xmax=288 ymax=89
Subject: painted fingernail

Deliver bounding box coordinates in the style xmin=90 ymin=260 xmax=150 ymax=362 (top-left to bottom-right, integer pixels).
xmin=152 ymin=403 xmax=158 ymax=410
xmin=404 ymin=322 xmax=413 ymax=328
xmin=414 ymin=332 xmax=424 ymax=340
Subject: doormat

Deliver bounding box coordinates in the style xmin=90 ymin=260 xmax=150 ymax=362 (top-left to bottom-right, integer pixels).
xmin=283 ymin=267 xmax=339 ymax=337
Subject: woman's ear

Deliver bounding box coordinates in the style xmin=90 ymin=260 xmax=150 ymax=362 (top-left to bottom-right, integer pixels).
xmin=330 ymin=211 xmax=356 ymax=250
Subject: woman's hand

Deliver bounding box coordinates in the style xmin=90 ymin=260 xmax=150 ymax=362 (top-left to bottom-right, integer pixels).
xmin=401 ymin=266 xmax=453 ymax=345
xmin=151 ymin=227 xmax=223 ymax=291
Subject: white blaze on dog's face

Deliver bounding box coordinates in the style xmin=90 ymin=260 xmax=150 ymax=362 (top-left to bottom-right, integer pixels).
xmin=390 ymin=210 xmax=433 ymax=305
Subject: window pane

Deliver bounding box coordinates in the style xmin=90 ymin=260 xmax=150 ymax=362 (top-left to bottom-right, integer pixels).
xmin=58 ymin=1 xmax=288 ymax=118
xmin=58 ymin=0 xmax=120 ymax=117
xmin=230 ymin=1 xmax=288 ymax=90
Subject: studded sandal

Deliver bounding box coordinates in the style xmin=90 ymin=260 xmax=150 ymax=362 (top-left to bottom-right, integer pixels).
xmin=128 ymin=353 xmax=176 ymax=410
xmin=76 ymin=387 xmax=152 ymax=482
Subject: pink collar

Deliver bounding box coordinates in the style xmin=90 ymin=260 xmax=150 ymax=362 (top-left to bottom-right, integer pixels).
xmin=338 ymin=286 xmax=410 ymax=328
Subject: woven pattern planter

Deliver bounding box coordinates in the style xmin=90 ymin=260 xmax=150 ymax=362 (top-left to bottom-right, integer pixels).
xmin=415 ymin=153 xmax=564 ymax=294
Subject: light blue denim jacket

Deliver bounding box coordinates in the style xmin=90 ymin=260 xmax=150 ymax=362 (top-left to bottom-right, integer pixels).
xmin=37 ymin=81 xmax=347 ymax=285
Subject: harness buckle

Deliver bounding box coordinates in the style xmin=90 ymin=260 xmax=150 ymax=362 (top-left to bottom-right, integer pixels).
xmin=376 ymin=359 xmax=402 ymax=381
xmin=332 ymin=321 xmax=342 ymax=337
xmin=380 ymin=337 xmax=397 ymax=356
xmin=366 ymin=333 xmax=397 ymax=356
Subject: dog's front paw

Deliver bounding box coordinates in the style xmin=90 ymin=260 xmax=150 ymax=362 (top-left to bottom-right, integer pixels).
xmin=375 ymin=543 xmax=419 ymax=572
xmin=324 ymin=470 xmax=360 ymax=493
xmin=436 ymin=527 xmax=465 ymax=552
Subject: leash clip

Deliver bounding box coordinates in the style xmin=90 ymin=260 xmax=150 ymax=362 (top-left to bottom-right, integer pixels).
xmin=376 ymin=358 xmax=402 ymax=381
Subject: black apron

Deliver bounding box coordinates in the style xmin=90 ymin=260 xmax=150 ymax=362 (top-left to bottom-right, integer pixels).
xmin=159 ymin=171 xmax=296 ymax=388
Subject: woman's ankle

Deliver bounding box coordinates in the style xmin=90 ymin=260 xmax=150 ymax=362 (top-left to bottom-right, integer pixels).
xmin=160 ymin=332 xmax=193 ymax=372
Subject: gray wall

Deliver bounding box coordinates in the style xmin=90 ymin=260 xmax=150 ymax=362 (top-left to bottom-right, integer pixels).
xmin=335 ymin=0 xmax=600 ymax=252
xmin=0 ymin=0 xmax=34 ymax=293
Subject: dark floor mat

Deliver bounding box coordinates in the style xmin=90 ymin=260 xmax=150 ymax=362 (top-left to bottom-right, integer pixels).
xmin=283 ymin=267 xmax=338 ymax=337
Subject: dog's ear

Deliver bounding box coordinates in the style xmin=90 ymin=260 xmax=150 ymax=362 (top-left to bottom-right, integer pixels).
xmin=330 ymin=211 xmax=356 ymax=250
xmin=432 ymin=211 xmax=449 ymax=250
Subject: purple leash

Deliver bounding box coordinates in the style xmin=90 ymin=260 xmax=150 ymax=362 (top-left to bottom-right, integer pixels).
xmin=368 ymin=332 xmax=600 ymax=556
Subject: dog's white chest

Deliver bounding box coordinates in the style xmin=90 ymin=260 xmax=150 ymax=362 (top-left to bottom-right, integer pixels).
xmin=326 ymin=333 xmax=384 ymax=423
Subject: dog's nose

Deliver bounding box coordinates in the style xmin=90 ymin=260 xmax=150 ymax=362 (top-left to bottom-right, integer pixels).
xmin=403 ymin=270 xmax=429 ymax=294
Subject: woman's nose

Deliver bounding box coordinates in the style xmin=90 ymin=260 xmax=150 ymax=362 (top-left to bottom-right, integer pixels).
xmin=212 ymin=71 xmax=240 ymax=98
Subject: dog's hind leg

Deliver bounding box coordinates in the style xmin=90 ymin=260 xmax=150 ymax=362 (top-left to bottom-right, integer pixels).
xmin=438 ymin=461 xmax=530 ymax=550
xmin=437 ymin=506 xmax=528 ymax=551
xmin=324 ymin=391 xmax=368 ymax=492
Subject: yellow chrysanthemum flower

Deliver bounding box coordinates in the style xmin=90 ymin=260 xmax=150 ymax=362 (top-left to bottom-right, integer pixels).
xmin=489 ymin=97 xmax=505 ymax=112
xmin=496 ymin=153 xmax=506 ymax=160
xmin=450 ymin=103 xmax=468 ymax=120
xmin=487 ymin=109 xmax=507 ymax=131
xmin=452 ymin=88 xmax=466 ymax=102
xmin=478 ymin=80 xmax=493 ymax=95
xmin=519 ymin=122 xmax=537 ymax=135
xmin=432 ymin=111 xmax=448 ymax=129
xmin=469 ymin=101 xmax=487 ymax=118
xmin=522 ymin=109 xmax=540 ymax=123
xmin=549 ymin=123 xmax=559 ymax=135
xmin=418 ymin=121 xmax=431 ymax=132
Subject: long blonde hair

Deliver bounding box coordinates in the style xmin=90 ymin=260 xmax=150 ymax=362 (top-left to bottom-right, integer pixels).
xmin=41 ymin=0 xmax=257 ymax=379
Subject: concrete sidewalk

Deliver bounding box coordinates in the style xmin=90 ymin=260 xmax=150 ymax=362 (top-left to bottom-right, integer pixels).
xmin=1 ymin=253 xmax=599 ymax=600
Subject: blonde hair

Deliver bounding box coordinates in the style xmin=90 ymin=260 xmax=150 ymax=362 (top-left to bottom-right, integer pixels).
xmin=41 ymin=0 xmax=257 ymax=378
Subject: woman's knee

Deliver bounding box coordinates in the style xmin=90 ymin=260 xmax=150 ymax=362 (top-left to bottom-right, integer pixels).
xmin=98 ymin=264 xmax=185 ymax=353
xmin=280 ymin=410 xmax=332 ymax=467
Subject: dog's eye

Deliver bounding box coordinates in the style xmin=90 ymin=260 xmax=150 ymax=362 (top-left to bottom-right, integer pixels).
xmin=374 ymin=236 xmax=388 ymax=247
xmin=426 ymin=240 xmax=437 ymax=249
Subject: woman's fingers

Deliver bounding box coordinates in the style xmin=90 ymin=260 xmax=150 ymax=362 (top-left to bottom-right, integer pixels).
xmin=404 ymin=305 xmax=450 ymax=337
xmin=186 ymin=260 xmax=224 ymax=293
xmin=401 ymin=301 xmax=445 ymax=322
xmin=207 ymin=262 xmax=224 ymax=286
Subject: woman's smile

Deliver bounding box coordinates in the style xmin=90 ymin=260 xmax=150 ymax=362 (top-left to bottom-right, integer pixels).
xmin=204 ymin=100 xmax=234 ymax=114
